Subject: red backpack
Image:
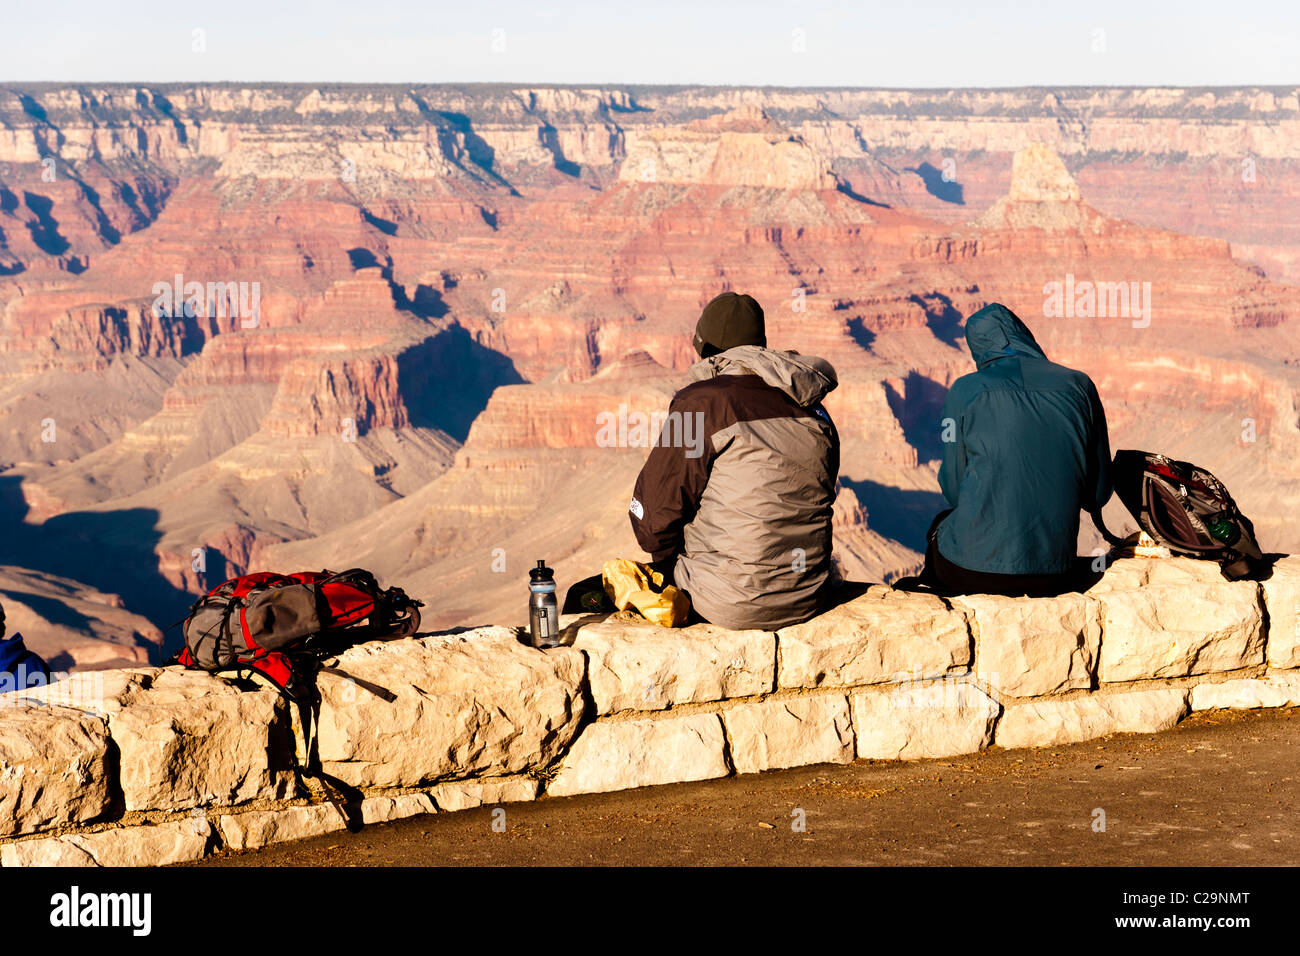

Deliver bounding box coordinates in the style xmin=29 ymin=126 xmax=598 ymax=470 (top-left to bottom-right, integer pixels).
xmin=175 ymin=568 xmax=422 ymax=700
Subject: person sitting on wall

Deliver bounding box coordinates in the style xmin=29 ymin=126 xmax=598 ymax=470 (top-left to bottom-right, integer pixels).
xmin=624 ymin=291 xmax=841 ymax=629
xmin=910 ymin=302 xmax=1112 ymax=597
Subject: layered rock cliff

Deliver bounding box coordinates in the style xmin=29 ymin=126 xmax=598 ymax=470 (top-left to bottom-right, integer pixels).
xmin=2 ymin=84 xmax=1300 ymax=660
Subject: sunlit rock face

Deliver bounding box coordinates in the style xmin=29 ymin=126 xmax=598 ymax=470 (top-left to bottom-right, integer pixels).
xmin=1008 ymin=142 xmax=1083 ymax=203
xmin=1 ymin=85 xmax=1299 ymax=657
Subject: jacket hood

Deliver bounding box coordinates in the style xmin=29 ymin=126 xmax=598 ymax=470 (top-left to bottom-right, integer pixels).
xmin=965 ymin=303 xmax=1047 ymax=369
xmin=689 ymin=345 xmax=838 ymax=407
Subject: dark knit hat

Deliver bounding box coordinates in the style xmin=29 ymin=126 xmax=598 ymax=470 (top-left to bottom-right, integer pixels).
xmin=693 ymin=292 xmax=766 ymax=358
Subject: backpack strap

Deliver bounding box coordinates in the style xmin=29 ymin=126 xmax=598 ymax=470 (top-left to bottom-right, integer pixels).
xmin=293 ymin=685 xmax=363 ymax=832
xmin=1091 ymin=507 xmax=1127 ymax=549
xmin=1220 ymin=553 xmax=1259 ymax=581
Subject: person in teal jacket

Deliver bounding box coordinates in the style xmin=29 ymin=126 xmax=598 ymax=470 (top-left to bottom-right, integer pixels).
xmin=922 ymin=302 xmax=1112 ymax=596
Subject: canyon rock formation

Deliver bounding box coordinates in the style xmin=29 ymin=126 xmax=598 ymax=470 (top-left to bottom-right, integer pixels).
xmin=1 ymin=84 xmax=1299 ymax=656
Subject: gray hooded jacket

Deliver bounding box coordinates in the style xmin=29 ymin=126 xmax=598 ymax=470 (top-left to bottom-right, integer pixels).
xmin=630 ymin=346 xmax=839 ymax=629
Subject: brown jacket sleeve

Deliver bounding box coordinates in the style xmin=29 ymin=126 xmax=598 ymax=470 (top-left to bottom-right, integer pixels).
xmin=629 ymin=391 xmax=715 ymax=563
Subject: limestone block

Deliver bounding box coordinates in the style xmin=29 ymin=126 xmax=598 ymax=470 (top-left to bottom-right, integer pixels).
xmin=429 ymin=775 xmax=539 ymax=812
xmin=1 ymin=819 xmax=213 ymax=867
xmin=1189 ymin=672 xmax=1300 ymax=711
xmin=315 ymin=628 xmax=586 ymax=788
xmin=722 ymin=695 xmax=854 ymax=773
xmin=0 ymin=704 xmax=112 ymax=837
xmin=1093 ymin=558 xmax=1264 ymax=681
xmin=777 ymin=586 xmax=970 ymax=689
xmin=852 ymin=679 xmax=1001 ymax=760
xmin=109 ymin=682 xmax=292 ymax=812
xmin=547 ymin=713 xmax=729 ymax=797
xmin=995 ymin=688 xmax=1189 ymax=749
xmin=218 ymin=804 xmax=344 ymax=851
xmin=1261 ymin=556 xmax=1300 ymax=668
xmin=955 ymin=592 xmax=1099 ymax=697
xmin=575 ymin=620 xmax=775 ymax=713
xmin=360 ymin=792 xmax=438 ymax=824
xmin=219 ymin=793 xmax=438 ymax=851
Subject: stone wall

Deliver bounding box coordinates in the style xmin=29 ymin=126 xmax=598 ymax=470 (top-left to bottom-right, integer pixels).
xmin=2 ymin=556 xmax=1298 ymax=866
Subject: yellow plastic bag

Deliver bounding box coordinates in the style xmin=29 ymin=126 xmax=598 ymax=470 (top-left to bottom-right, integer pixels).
xmin=601 ymin=558 xmax=690 ymax=628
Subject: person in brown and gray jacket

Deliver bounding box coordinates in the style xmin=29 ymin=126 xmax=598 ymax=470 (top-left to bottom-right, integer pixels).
xmin=628 ymin=292 xmax=840 ymax=630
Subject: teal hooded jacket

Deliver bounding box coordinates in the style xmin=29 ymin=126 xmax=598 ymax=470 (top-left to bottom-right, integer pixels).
xmin=936 ymin=303 xmax=1112 ymax=575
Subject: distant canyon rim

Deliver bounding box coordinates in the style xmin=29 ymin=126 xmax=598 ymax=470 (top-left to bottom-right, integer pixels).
xmin=1 ymin=83 xmax=1298 ymax=668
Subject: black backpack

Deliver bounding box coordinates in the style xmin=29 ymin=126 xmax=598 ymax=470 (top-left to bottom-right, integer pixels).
xmin=1097 ymin=449 xmax=1264 ymax=581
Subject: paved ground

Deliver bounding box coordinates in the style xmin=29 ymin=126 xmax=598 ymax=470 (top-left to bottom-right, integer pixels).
xmin=198 ymin=707 xmax=1298 ymax=866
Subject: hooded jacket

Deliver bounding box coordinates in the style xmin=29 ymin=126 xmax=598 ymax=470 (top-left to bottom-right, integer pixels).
xmin=0 ymin=632 xmax=50 ymax=690
xmin=936 ymin=303 xmax=1112 ymax=576
xmin=630 ymin=346 xmax=839 ymax=630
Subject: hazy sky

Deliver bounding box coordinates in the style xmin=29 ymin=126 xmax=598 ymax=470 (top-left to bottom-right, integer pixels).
xmin=1 ymin=0 xmax=1296 ymax=87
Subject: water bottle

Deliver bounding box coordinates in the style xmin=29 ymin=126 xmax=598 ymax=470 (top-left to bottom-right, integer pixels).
xmin=528 ymin=560 xmax=561 ymax=649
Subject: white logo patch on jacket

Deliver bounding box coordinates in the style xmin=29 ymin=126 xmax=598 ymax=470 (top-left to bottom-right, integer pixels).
xmin=629 ymin=497 xmax=645 ymax=520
